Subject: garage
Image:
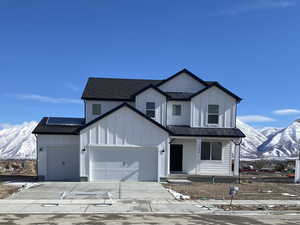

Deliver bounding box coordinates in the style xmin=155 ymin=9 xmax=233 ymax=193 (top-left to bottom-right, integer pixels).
xmin=46 ymin=146 xmax=79 ymax=181
xmin=89 ymin=146 xmax=158 ymax=181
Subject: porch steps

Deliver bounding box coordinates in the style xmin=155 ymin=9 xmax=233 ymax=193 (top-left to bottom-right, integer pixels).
xmin=167 ymin=174 xmax=192 ymax=184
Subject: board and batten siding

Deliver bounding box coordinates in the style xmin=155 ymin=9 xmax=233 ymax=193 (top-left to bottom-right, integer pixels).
xmin=158 ymin=72 xmax=205 ymax=93
xmin=85 ymin=100 xmax=134 ymax=123
xmin=37 ymin=134 xmax=79 ymax=179
xmin=190 ymin=86 xmax=237 ymax=128
xmin=80 ymin=106 xmax=169 ymax=178
xmin=135 ymin=88 xmax=167 ymax=125
xmin=167 ymin=101 xmax=190 ymax=126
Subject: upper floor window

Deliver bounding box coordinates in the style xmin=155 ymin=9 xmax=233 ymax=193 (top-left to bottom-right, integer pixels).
xmin=92 ymin=104 xmax=101 ymax=115
xmin=146 ymin=102 xmax=155 ymax=118
xmin=172 ymin=104 xmax=182 ymax=116
xmin=207 ymin=104 xmax=219 ymax=124
xmin=201 ymin=142 xmax=222 ymax=160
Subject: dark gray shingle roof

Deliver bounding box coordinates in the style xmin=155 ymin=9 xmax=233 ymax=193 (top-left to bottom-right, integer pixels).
xmin=81 ymin=77 xmax=241 ymax=102
xmin=167 ymin=125 xmax=245 ymax=138
xmin=81 ymin=78 xmax=161 ymax=100
xmin=32 ymin=117 xmax=84 ymax=135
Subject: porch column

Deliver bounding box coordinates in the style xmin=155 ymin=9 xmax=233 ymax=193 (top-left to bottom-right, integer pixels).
xmin=233 ymin=143 xmax=240 ymax=176
xmin=196 ymin=138 xmax=202 ymax=174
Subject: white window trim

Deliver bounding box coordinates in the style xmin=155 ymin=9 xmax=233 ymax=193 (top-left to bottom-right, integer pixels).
xmin=200 ymin=142 xmax=223 ymax=161
xmin=207 ymin=104 xmax=219 ymax=127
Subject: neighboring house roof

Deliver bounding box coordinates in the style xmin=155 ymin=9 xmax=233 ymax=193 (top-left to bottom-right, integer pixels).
xmin=32 ymin=117 xmax=84 ymax=135
xmin=81 ymin=69 xmax=242 ymax=102
xmin=167 ymin=125 xmax=245 ymax=138
xmin=79 ymin=103 xmax=172 ymax=134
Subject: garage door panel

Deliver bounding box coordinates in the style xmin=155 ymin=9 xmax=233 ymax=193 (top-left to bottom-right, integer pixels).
xmin=47 ymin=147 xmax=79 ymax=181
xmin=90 ymin=148 xmax=157 ymax=181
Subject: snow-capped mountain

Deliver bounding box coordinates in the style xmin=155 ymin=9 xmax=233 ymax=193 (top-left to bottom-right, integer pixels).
xmin=0 ymin=121 xmax=37 ymax=159
xmin=260 ymin=120 xmax=300 ymax=158
xmin=236 ymin=119 xmax=268 ymax=159
xmin=260 ymin=127 xmax=283 ymax=138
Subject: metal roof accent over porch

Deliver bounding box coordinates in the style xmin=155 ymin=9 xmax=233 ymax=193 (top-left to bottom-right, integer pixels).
xmin=167 ymin=125 xmax=245 ymax=138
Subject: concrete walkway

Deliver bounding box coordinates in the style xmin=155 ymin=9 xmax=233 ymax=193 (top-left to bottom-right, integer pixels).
xmin=5 ymin=182 xmax=300 ymax=214
xmin=0 ymin=199 xmax=215 ymax=214
xmin=9 ymin=182 xmax=173 ymax=200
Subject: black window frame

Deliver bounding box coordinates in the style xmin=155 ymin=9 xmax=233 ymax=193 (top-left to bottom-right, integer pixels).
xmin=207 ymin=104 xmax=219 ymax=125
xmin=92 ymin=104 xmax=101 ymax=115
xmin=145 ymin=102 xmax=155 ymax=119
xmin=172 ymin=104 xmax=182 ymax=116
xmin=200 ymin=142 xmax=222 ymax=161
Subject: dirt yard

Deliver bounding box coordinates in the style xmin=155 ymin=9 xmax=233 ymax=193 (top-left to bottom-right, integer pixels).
xmin=163 ymin=175 xmax=300 ymax=200
xmin=0 ymin=160 xmax=36 ymax=176
xmin=219 ymin=204 xmax=300 ymax=211
xmin=0 ymin=184 xmax=19 ymax=198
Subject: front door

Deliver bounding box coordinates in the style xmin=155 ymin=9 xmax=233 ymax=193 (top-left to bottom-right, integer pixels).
xmin=170 ymin=144 xmax=183 ymax=172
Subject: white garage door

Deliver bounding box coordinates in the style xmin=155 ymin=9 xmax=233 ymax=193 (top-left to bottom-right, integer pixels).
xmin=90 ymin=147 xmax=158 ymax=181
xmin=47 ymin=146 xmax=79 ymax=181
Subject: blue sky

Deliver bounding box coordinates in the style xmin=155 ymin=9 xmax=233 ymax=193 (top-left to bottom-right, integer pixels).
xmin=0 ymin=0 xmax=299 ymax=129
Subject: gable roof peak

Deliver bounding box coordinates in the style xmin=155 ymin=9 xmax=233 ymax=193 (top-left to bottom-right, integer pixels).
xmin=79 ymin=102 xmax=172 ymax=134
xmin=156 ymin=69 xmax=208 ymax=87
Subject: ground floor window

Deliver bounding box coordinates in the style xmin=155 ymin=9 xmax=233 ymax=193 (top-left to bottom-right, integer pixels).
xmin=201 ymin=142 xmax=222 ymax=160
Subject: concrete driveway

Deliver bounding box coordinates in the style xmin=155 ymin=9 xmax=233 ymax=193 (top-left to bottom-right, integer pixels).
xmin=9 ymin=182 xmax=173 ymax=201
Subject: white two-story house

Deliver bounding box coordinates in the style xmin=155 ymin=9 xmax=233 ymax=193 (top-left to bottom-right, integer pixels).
xmin=33 ymin=69 xmax=245 ymax=182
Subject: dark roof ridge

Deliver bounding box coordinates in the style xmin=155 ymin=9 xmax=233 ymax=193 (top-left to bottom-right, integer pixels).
xmin=87 ymin=77 xmax=162 ymax=81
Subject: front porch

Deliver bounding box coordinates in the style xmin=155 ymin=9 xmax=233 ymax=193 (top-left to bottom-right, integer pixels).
xmin=166 ymin=136 xmax=241 ymax=178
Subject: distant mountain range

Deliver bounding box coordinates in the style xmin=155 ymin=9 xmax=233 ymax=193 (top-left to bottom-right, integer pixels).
xmin=237 ymin=119 xmax=300 ymax=160
xmin=0 ymin=122 xmax=37 ymax=159
xmin=0 ymin=119 xmax=300 ymax=160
